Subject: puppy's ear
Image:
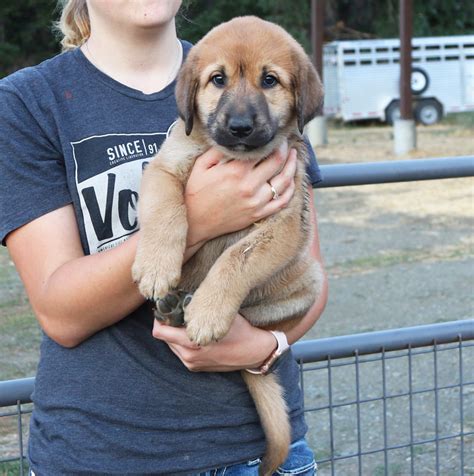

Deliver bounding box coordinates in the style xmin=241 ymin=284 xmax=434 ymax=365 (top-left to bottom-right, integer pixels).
xmin=293 ymin=57 xmax=324 ymax=134
xmin=175 ymin=58 xmax=199 ymax=136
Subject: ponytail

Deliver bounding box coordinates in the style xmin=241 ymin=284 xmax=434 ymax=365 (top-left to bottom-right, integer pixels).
xmin=55 ymin=0 xmax=90 ymax=51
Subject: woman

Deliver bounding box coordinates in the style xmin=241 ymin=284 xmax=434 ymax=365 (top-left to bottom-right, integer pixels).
xmin=0 ymin=1 xmax=328 ymax=474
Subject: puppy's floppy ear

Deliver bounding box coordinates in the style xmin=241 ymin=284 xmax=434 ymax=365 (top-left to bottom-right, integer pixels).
xmin=175 ymin=57 xmax=199 ymax=136
xmin=293 ymin=56 xmax=324 ymax=134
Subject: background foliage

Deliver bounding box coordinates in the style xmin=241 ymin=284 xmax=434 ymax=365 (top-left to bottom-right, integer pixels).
xmin=1 ymin=0 xmax=473 ymax=78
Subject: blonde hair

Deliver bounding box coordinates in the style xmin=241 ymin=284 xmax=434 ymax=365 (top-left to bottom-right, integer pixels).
xmin=55 ymin=0 xmax=91 ymax=51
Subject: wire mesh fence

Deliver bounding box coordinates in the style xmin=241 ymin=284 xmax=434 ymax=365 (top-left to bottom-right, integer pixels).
xmin=0 ymin=402 xmax=32 ymax=475
xmin=1 ymin=319 xmax=473 ymax=476
xmin=295 ymin=321 xmax=474 ymax=475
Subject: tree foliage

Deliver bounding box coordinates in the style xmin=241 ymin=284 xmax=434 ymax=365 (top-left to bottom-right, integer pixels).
xmin=1 ymin=0 xmax=473 ymax=78
xmin=178 ymin=0 xmax=474 ymax=46
xmin=0 ymin=0 xmax=59 ymax=77
xmin=178 ymin=0 xmax=312 ymax=50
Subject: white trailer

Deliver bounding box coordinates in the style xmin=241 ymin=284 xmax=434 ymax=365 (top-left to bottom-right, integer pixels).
xmin=323 ymin=35 xmax=474 ymax=125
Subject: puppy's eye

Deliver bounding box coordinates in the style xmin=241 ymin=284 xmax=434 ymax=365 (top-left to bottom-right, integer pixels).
xmin=211 ymin=74 xmax=226 ymax=87
xmin=262 ymin=74 xmax=278 ymax=88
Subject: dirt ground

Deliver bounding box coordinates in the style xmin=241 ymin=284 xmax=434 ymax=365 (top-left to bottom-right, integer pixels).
xmin=0 ymin=118 xmax=473 ymax=474
xmin=306 ymin=120 xmax=473 ymax=339
xmin=301 ymin=119 xmax=474 ymax=475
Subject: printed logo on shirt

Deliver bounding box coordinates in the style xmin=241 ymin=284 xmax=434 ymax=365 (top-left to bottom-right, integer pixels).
xmin=71 ymin=128 xmax=174 ymax=254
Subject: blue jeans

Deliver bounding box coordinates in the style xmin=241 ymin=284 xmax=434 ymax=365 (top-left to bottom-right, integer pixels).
xmin=194 ymin=438 xmax=317 ymax=476
xmin=30 ymin=439 xmax=316 ymax=476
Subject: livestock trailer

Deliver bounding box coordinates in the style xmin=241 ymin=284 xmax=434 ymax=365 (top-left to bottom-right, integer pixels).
xmin=323 ymin=35 xmax=474 ymax=124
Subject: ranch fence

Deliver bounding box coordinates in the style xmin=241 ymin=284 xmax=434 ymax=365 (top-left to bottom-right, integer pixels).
xmin=1 ymin=155 xmax=473 ymax=475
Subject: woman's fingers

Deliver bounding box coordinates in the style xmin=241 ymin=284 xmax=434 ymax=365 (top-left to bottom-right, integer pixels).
xmin=193 ymin=147 xmax=225 ymax=170
xmin=249 ymin=148 xmax=297 ymax=215
xmin=251 ymin=140 xmax=289 ymax=184
xmin=152 ymin=320 xmax=200 ymax=349
xmin=255 ymin=175 xmax=296 ymax=221
xmin=266 ymin=148 xmax=297 ymax=200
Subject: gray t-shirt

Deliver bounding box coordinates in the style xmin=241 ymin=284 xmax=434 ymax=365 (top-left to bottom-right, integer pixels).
xmin=0 ymin=43 xmax=322 ymax=475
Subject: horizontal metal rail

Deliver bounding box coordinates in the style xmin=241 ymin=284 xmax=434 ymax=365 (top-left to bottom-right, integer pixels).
xmin=293 ymin=318 xmax=474 ymax=362
xmin=316 ymin=155 xmax=474 ymax=187
xmin=1 ymin=319 xmax=472 ymax=408
xmin=0 ymin=378 xmax=35 ymax=408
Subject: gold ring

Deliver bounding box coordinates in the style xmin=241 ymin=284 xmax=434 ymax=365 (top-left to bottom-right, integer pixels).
xmin=269 ymin=182 xmax=279 ymax=200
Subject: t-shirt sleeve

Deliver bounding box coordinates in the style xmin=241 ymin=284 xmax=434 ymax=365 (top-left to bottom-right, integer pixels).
xmin=303 ymin=136 xmax=322 ymax=187
xmin=0 ymin=83 xmax=72 ymax=245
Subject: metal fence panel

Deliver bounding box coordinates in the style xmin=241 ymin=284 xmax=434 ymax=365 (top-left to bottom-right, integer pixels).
xmin=1 ymin=320 xmax=473 ymax=475
xmin=297 ymin=323 xmax=474 ymax=475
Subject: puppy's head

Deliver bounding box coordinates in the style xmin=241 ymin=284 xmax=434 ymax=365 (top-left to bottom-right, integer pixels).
xmin=176 ymin=16 xmax=323 ymax=157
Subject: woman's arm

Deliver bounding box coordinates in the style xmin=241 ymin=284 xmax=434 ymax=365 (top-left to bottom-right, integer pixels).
xmin=6 ymin=147 xmax=295 ymax=348
xmin=6 ymin=205 xmax=144 ymax=347
xmin=153 ymin=186 xmax=328 ymax=371
xmin=283 ymin=186 xmax=328 ymax=345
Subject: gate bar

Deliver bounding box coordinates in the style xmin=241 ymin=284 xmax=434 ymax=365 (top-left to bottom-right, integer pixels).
xmin=317 ymin=155 xmax=474 ymax=187
xmin=0 ymin=377 xmax=34 ymax=407
xmin=293 ymin=319 xmax=474 ymax=362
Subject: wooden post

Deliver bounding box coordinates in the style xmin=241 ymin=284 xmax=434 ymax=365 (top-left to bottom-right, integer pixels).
xmin=312 ymin=0 xmax=325 ymax=82
xmin=308 ymin=0 xmax=328 ymax=145
xmin=394 ymin=0 xmax=416 ymax=155
xmin=399 ymin=0 xmax=413 ymax=119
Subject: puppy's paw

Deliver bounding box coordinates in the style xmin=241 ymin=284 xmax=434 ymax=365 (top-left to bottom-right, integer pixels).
xmin=184 ymin=298 xmax=232 ymax=346
xmin=154 ymin=291 xmax=192 ymax=327
xmin=132 ymin=257 xmax=181 ymax=301
xmin=185 ymin=314 xmax=231 ymax=346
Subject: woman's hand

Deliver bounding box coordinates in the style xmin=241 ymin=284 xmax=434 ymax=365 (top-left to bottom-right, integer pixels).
xmin=185 ymin=142 xmax=297 ymax=247
xmin=152 ymin=314 xmax=277 ymax=372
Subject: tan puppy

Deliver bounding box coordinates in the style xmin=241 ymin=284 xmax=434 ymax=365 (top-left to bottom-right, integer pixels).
xmin=132 ymin=16 xmax=324 ymax=476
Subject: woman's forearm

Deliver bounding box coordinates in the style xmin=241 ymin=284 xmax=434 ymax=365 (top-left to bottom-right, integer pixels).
xmin=39 ymin=232 xmax=207 ymax=347
xmin=285 ymin=269 xmax=328 ymax=345
xmin=286 ymin=186 xmax=328 ymax=345
xmin=37 ymin=233 xmax=144 ymax=346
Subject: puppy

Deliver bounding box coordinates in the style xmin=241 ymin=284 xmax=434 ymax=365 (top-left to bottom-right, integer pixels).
xmin=132 ymin=16 xmax=324 ymax=476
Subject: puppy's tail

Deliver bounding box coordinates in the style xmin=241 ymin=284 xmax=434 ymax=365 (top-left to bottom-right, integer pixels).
xmin=241 ymin=371 xmax=291 ymax=476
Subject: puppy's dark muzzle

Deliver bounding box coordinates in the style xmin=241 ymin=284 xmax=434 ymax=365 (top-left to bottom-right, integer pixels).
xmin=214 ymin=114 xmax=275 ymax=151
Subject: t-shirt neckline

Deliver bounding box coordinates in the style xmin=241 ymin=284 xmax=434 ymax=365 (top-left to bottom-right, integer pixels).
xmin=71 ymin=41 xmax=186 ymax=102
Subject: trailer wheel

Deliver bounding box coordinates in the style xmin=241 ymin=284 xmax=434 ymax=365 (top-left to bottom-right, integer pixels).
xmin=415 ymin=99 xmax=442 ymax=125
xmin=385 ymin=101 xmax=401 ymax=125
xmin=411 ymin=68 xmax=429 ymax=95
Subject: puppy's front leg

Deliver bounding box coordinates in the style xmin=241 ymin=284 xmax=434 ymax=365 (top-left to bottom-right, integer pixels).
xmin=185 ymin=210 xmax=303 ymax=345
xmin=132 ymin=161 xmax=188 ymax=301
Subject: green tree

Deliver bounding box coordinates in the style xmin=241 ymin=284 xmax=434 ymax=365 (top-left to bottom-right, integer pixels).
xmin=2 ymin=0 xmax=473 ymax=78
xmin=327 ymin=0 xmax=474 ymax=38
xmin=178 ymin=0 xmax=312 ymax=50
xmin=0 ymin=0 xmax=60 ymax=77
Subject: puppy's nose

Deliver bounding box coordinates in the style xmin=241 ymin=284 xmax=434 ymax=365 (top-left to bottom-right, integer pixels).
xmin=228 ymin=116 xmax=254 ymax=138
